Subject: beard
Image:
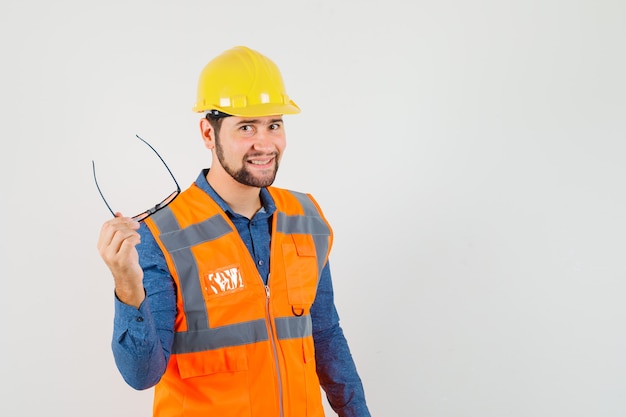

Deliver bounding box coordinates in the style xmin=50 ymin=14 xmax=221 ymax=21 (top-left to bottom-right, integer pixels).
xmin=215 ymin=134 xmax=280 ymax=188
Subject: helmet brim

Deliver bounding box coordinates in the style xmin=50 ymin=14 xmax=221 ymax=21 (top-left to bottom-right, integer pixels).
xmin=193 ymin=101 xmax=301 ymax=117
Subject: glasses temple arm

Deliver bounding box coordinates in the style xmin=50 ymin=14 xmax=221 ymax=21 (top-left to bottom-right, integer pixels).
xmin=135 ymin=134 xmax=181 ymax=191
xmin=92 ymin=160 xmax=116 ymax=217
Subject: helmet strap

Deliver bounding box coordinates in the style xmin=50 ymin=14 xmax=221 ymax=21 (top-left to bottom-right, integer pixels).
xmin=205 ymin=110 xmax=232 ymax=120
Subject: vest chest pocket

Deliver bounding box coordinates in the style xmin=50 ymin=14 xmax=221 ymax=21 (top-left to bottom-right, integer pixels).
xmin=282 ymin=234 xmax=319 ymax=309
xmin=176 ymin=344 xmax=248 ymax=379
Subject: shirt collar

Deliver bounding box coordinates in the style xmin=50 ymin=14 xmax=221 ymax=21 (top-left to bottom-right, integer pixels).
xmin=195 ymin=169 xmax=276 ymax=217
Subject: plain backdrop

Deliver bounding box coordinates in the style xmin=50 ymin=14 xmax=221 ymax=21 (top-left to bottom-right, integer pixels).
xmin=1 ymin=1 xmax=625 ymax=416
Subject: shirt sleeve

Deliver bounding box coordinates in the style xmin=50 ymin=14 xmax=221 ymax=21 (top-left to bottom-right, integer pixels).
xmin=111 ymin=222 xmax=177 ymax=390
xmin=311 ymin=262 xmax=371 ymax=417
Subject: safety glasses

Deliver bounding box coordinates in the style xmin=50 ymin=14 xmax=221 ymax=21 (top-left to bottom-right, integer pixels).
xmin=92 ymin=135 xmax=180 ymax=222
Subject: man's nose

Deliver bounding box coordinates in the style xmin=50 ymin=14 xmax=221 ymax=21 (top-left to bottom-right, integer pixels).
xmin=252 ymin=130 xmax=273 ymax=151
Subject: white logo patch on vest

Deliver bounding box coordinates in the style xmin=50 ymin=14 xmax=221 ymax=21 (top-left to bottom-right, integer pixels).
xmin=205 ymin=266 xmax=244 ymax=295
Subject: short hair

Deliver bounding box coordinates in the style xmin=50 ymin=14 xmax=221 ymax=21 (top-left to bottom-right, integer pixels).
xmin=205 ymin=112 xmax=228 ymax=136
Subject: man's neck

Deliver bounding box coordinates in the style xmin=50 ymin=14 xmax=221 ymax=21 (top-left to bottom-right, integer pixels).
xmin=206 ymin=169 xmax=262 ymax=219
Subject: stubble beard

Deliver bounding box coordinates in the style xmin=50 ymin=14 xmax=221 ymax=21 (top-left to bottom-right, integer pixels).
xmin=215 ymin=134 xmax=280 ymax=188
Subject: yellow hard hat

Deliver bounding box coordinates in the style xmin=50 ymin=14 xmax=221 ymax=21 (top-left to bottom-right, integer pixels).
xmin=192 ymin=46 xmax=301 ymax=117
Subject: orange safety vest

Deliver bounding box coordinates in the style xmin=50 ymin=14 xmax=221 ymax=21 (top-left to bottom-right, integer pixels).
xmin=143 ymin=183 xmax=333 ymax=417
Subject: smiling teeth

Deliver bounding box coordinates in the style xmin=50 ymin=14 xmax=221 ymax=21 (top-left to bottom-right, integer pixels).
xmin=250 ymin=159 xmax=271 ymax=165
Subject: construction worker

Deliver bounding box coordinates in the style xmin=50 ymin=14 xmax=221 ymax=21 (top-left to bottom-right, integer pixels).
xmin=96 ymin=46 xmax=371 ymax=417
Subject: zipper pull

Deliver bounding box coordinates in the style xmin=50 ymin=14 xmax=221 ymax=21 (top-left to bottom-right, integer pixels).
xmin=265 ymin=285 xmax=270 ymax=299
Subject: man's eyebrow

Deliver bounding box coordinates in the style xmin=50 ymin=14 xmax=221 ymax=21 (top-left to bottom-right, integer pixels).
xmin=235 ymin=118 xmax=284 ymax=126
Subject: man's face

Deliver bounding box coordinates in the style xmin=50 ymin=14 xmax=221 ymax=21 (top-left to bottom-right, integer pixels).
xmin=213 ymin=115 xmax=286 ymax=188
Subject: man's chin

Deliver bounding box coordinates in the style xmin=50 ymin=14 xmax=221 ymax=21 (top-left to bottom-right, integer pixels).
xmin=234 ymin=172 xmax=277 ymax=188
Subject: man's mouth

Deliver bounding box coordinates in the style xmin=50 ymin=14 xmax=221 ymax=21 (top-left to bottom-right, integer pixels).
xmin=247 ymin=154 xmax=277 ymax=167
xmin=249 ymin=158 xmax=273 ymax=165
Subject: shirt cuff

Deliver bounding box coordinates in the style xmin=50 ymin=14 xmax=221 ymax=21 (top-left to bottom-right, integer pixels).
xmin=113 ymin=290 xmax=154 ymax=340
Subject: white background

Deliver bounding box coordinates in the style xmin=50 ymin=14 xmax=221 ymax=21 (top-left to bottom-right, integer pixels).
xmin=1 ymin=1 xmax=625 ymax=416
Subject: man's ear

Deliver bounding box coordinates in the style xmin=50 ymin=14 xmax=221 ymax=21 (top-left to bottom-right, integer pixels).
xmin=200 ymin=117 xmax=215 ymax=150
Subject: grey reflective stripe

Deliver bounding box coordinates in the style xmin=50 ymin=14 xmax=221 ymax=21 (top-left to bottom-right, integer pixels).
xmin=289 ymin=190 xmax=321 ymax=217
xmin=275 ymin=315 xmax=312 ymax=340
xmin=172 ymin=315 xmax=311 ymax=354
xmin=172 ymin=319 xmax=269 ymax=354
xmin=171 ymin=249 xmax=206 ymax=331
xmin=151 ymin=206 xmax=179 ymax=233
xmin=160 ymin=214 xmax=232 ymax=252
xmin=276 ymin=212 xmax=329 ymax=236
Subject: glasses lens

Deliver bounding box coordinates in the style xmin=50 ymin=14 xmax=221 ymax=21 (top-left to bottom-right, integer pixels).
xmin=132 ymin=189 xmax=180 ymax=222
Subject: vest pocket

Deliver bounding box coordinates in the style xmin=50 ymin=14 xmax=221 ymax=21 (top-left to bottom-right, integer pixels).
xmin=282 ymin=336 xmax=324 ymax=416
xmin=282 ymin=236 xmax=319 ymax=310
xmin=174 ymin=346 xmax=252 ymax=416
xmin=176 ymin=345 xmax=248 ymax=379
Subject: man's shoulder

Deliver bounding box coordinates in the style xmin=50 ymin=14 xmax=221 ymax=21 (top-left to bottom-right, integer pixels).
xmin=266 ymin=186 xmax=328 ymax=217
xmin=266 ymin=186 xmax=315 ymax=203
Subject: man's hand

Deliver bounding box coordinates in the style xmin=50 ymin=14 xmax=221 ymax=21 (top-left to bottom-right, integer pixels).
xmin=97 ymin=213 xmax=145 ymax=308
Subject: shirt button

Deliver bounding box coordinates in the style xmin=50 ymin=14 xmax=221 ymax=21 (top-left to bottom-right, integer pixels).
xmin=258 ymin=260 xmax=264 ymax=266
xmin=136 ymin=317 xmax=144 ymax=322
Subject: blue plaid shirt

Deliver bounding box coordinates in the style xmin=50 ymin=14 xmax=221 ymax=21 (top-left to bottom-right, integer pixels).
xmin=111 ymin=170 xmax=370 ymax=417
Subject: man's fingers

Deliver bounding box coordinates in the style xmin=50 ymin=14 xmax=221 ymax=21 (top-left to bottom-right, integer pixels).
xmin=97 ymin=217 xmax=141 ymax=259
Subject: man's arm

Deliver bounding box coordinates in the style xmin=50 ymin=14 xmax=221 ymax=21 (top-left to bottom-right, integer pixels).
xmin=111 ymin=222 xmax=177 ymax=390
xmin=312 ymin=263 xmax=371 ymax=417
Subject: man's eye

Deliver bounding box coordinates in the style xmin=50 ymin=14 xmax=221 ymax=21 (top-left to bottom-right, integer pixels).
xmin=240 ymin=125 xmax=252 ymax=132
xmin=270 ymin=123 xmax=281 ymax=130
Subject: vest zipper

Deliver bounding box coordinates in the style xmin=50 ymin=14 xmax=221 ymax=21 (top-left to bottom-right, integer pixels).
xmin=265 ymin=282 xmax=285 ymax=417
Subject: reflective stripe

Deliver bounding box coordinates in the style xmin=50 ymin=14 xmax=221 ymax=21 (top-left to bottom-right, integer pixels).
xmin=276 ymin=212 xmax=329 ymax=236
xmin=151 ymin=207 xmax=180 ymax=234
xmin=289 ymin=190 xmax=321 ymax=217
xmin=171 ymin=315 xmax=312 ymax=354
xmin=160 ymin=214 xmax=232 ymax=252
xmin=172 ymin=319 xmax=269 ymax=354
xmin=275 ymin=315 xmax=312 ymax=340
xmin=171 ymin=249 xmax=206 ymax=331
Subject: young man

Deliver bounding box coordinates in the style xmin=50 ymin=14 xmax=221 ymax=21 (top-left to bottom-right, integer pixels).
xmin=97 ymin=46 xmax=371 ymax=417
